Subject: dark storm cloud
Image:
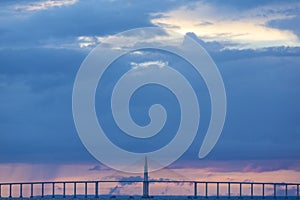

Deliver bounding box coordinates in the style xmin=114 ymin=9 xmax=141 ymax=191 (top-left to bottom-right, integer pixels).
xmin=0 ymin=0 xmax=182 ymax=164
xmin=179 ymin=43 xmax=300 ymax=163
xmin=0 ymin=47 xmax=92 ymax=163
xmin=215 ymin=51 xmax=300 ymax=158
xmin=0 ymin=0 xmax=187 ymax=48
xmin=268 ymin=15 xmax=300 ymax=38
xmin=165 ymin=33 xmax=300 ymax=165
xmin=0 ymin=0 xmax=299 ymax=173
xmin=1 ymin=39 xmax=300 ymax=165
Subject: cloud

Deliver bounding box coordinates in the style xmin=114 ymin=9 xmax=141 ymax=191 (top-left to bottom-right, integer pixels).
xmin=0 ymin=0 xmax=184 ymax=49
xmin=119 ymin=176 xmax=143 ymax=185
xmin=13 ymin=0 xmax=78 ymax=12
xmin=151 ymin=1 xmax=300 ymax=49
xmin=77 ymin=36 xmax=100 ymax=48
xmin=0 ymin=0 xmax=299 ymax=179
xmin=1 ymin=35 xmax=300 ymax=166
xmin=0 ymin=47 xmax=92 ymax=164
xmin=268 ymin=15 xmax=300 ymax=39
xmin=169 ymin=159 xmax=300 ymax=174
xmin=89 ymin=165 xmax=102 ymax=171
xmin=131 ymin=61 xmax=168 ymax=70
xmin=1 ymin=38 xmax=300 ymax=166
xmin=108 ymin=176 xmax=143 ymax=195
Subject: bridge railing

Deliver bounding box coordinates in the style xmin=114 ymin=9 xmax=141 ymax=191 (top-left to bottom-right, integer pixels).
xmin=0 ymin=180 xmax=299 ymax=199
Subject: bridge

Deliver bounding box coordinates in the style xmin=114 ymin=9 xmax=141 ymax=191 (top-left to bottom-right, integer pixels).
xmin=0 ymin=180 xmax=299 ymax=199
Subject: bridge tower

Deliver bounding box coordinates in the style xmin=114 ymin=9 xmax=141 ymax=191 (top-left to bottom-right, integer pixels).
xmin=142 ymin=156 xmax=149 ymax=198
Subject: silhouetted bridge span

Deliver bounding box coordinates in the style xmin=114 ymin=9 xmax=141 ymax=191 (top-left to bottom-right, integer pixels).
xmin=0 ymin=180 xmax=299 ymax=199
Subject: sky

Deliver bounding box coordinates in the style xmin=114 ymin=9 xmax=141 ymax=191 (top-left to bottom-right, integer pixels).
xmin=0 ymin=0 xmax=300 ymax=194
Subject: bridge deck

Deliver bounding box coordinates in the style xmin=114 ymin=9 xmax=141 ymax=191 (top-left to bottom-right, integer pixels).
xmin=0 ymin=180 xmax=299 ymax=199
